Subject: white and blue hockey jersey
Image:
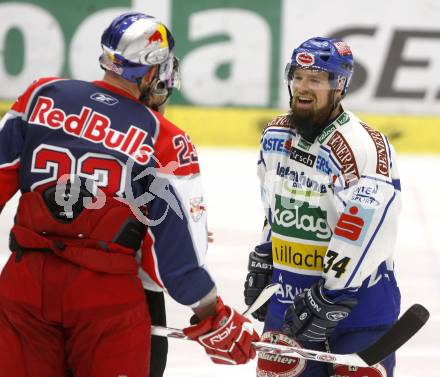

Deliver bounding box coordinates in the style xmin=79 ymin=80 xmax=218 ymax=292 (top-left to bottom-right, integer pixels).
xmin=258 ymin=110 xmax=401 ymax=328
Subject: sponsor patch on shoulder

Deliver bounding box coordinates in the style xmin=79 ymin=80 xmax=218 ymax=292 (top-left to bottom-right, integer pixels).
xmin=351 ymin=184 xmax=382 ymax=207
xmin=336 ymin=112 xmax=350 ymax=126
xmin=334 ymin=203 xmax=374 ymax=246
xmin=327 ymin=131 xmax=359 ymax=187
xmin=361 ymin=122 xmax=390 ymax=177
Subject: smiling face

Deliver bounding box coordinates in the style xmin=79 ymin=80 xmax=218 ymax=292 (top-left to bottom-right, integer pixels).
xmin=291 ymin=69 xmax=333 ymax=115
xmin=289 ymin=68 xmax=343 ymax=141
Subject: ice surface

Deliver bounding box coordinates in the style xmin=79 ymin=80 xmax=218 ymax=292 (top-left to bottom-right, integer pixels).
xmin=0 ymin=148 xmax=439 ymax=376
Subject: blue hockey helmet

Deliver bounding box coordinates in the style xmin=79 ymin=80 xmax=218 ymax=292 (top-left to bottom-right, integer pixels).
xmin=285 ymin=37 xmax=354 ymax=96
xmin=99 ymin=12 xmax=179 ymax=88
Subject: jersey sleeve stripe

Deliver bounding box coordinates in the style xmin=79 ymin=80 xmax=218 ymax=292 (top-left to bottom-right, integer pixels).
xmin=0 ymin=158 xmax=20 ymax=169
xmin=140 ymin=228 xmax=165 ymax=288
xmin=146 ymin=107 xmax=161 ymax=144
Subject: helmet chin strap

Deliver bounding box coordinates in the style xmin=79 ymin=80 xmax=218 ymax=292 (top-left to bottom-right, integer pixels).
xmin=329 ymin=89 xmax=339 ymax=116
xmin=318 ymin=89 xmax=342 ymax=132
xmin=287 ymin=84 xmax=293 ymax=108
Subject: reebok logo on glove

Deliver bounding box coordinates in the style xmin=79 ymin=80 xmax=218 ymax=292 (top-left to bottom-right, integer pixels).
xmin=183 ymin=297 xmax=260 ymax=365
xmin=209 ymin=322 xmax=237 ymax=345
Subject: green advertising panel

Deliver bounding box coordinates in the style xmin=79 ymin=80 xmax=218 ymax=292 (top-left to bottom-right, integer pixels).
xmin=170 ymin=0 xmax=281 ymax=106
xmin=1 ymin=0 xmax=440 ymax=115
xmin=1 ymin=0 xmax=282 ymax=106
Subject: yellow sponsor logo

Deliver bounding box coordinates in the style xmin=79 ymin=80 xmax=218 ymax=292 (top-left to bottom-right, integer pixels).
xmin=272 ymin=237 xmax=326 ymax=272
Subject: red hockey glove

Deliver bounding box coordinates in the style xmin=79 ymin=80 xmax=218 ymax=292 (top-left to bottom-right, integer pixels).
xmin=183 ymin=297 xmax=260 ymax=365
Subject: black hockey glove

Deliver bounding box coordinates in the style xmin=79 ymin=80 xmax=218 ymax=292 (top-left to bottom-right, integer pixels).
xmin=244 ymin=248 xmax=273 ymax=322
xmin=282 ymin=280 xmax=357 ymax=342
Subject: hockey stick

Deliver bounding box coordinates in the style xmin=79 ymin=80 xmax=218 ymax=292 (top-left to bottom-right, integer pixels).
xmin=151 ymin=304 xmax=429 ymax=367
xmin=242 ymin=282 xmax=280 ymax=317
xmin=152 ymin=283 xmax=280 ymax=341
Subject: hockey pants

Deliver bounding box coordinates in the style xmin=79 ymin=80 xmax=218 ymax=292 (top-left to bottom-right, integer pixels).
xmin=0 ymin=251 xmax=150 ymax=377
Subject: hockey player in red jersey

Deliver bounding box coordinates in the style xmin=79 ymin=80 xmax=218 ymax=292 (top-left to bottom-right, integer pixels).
xmin=0 ymin=13 xmax=258 ymax=377
xmin=244 ymin=37 xmax=402 ymax=376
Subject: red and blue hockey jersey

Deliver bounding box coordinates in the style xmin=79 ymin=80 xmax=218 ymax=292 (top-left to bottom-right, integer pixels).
xmin=0 ymin=77 xmax=214 ymax=306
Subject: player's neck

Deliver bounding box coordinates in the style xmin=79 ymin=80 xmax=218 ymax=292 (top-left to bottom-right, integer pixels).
xmin=102 ymin=72 xmax=140 ymax=99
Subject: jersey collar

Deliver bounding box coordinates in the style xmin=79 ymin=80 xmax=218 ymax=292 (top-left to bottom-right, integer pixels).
xmin=92 ymin=80 xmax=143 ymax=103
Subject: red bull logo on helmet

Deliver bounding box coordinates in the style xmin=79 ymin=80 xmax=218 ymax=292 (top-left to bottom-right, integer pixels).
xmin=146 ymin=30 xmax=162 ymax=45
xmin=145 ymin=24 xmax=168 ymax=49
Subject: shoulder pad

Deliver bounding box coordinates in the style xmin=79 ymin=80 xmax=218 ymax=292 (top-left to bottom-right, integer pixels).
xmin=11 ymin=77 xmax=64 ymax=114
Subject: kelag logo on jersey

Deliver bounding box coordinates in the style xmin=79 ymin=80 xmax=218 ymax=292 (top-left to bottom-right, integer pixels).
xmin=90 ymin=92 xmax=119 ymax=106
xmin=334 ymin=203 xmax=374 ymax=245
xmin=271 ymin=195 xmax=331 ymax=241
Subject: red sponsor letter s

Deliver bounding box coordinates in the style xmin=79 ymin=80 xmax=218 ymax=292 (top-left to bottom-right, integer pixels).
xmin=334 ymin=206 xmax=364 ymax=241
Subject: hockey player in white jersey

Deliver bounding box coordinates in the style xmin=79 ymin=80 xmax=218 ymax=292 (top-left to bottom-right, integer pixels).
xmin=244 ymin=37 xmax=402 ymax=377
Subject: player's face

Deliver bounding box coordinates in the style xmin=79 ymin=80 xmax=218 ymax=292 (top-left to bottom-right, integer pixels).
xmin=290 ymin=69 xmax=333 ymax=118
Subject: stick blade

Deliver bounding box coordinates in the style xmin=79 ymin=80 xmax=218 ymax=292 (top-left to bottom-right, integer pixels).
xmin=243 ymin=283 xmax=281 ymax=317
xmin=358 ymin=304 xmax=430 ymax=366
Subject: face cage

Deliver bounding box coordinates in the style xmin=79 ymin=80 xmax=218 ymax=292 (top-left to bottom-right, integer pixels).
xmin=158 ymin=55 xmax=180 ymax=90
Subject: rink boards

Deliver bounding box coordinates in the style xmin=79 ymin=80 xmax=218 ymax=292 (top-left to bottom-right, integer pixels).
xmin=1 ymin=102 xmax=439 ymax=153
